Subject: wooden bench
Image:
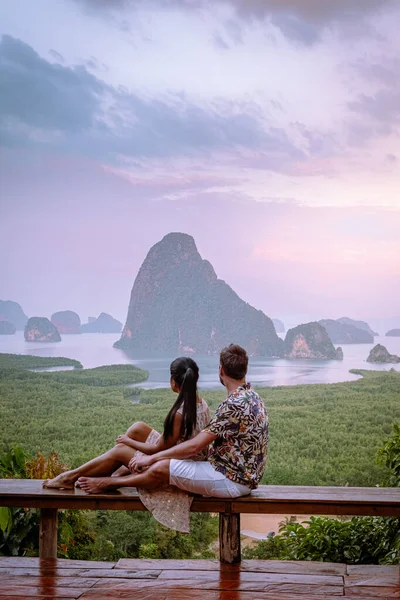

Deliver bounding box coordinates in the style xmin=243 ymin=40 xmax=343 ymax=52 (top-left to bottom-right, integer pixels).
xmin=1 ymin=480 xmax=400 ymax=564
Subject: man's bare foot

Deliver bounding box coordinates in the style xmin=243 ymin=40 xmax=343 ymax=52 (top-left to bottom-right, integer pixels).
xmin=77 ymin=477 xmax=108 ymax=494
xmin=42 ymin=472 xmax=76 ymax=489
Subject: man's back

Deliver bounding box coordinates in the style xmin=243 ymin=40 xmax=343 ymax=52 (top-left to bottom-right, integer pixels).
xmin=205 ymin=383 xmax=268 ymax=489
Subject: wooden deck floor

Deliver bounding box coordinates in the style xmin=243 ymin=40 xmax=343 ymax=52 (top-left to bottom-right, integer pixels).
xmin=0 ymin=557 xmax=399 ymax=599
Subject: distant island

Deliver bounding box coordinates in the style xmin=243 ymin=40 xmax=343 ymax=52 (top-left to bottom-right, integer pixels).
xmin=0 ymin=300 xmax=28 ymax=330
xmin=115 ymin=232 xmax=283 ymax=356
xmin=386 ymin=329 xmax=400 ymax=337
xmin=367 ymin=344 xmax=400 ymax=364
xmin=337 ymin=317 xmax=378 ymax=337
xmin=272 ymin=318 xmax=285 ymax=333
xmin=0 ymin=320 xmax=16 ymax=335
xmin=81 ymin=313 xmax=122 ymax=333
xmin=51 ymin=310 xmax=81 ymax=334
xmin=284 ymin=322 xmax=343 ymax=360
xmin=24 ymin=317 xmax=61 ymax=342
xmin=319 ymin=319 xmax=373 ymax=344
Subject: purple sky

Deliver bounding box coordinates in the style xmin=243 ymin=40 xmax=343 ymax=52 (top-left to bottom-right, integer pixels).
xmin=1 ymin=0 xmax=399 ymax=327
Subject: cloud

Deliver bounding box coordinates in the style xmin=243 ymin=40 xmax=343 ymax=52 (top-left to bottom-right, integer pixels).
xmin=49 ymin=49 xmax=64 ymax=63
xmin=212 ymin=33 xmax=230 ymax=50
xmin=0 ymin=35 xmax=303 ymax=168
xmin=73 ymin=0 xmax=396 ymax=44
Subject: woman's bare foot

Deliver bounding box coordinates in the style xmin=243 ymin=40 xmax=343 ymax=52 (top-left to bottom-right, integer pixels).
xmin=77 ymin=477 xmax=108 ymax=494
xmin=42 ymin=472 xmax=76 ymax=489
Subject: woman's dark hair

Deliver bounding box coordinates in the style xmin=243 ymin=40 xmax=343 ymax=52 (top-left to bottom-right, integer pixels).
xmin=163 ymin=357 xmax=199 ymax=441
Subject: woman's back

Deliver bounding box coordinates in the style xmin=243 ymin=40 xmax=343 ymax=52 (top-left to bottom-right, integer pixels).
xmin=177 ymin=397 xmax=210 ymax=435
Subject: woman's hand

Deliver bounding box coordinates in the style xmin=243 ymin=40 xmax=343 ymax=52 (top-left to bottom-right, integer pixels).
xmin=116 ymin=434 xmax=132 ymax=445
xmin=129 ymin=454 xmax=153 ymax=473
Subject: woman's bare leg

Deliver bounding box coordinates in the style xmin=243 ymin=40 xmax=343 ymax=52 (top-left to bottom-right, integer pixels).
xmin=78 ymin=459 xmax=171 ymax=494
xmin=111 ymin=421 xmax=153 ymax=477
xmin=43 ymin=444 xmax=136 ymax=489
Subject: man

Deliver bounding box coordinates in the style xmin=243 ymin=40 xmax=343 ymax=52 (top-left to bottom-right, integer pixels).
xmin=77 ymin=344 xmax=269 ymax=497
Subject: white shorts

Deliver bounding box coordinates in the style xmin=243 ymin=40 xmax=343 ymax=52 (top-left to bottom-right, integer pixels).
xmin=169 ymin=460 xmax=251 ymax=498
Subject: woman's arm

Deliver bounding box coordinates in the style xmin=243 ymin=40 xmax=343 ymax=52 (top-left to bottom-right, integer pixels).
xmin=116 ymin=413 xmax=183 ymax=455
xmin=129 ymin=431 xmax=216 ymax=471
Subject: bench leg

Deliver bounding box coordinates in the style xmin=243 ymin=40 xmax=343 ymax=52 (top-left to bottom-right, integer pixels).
xmin=39 ymin=508 xmax=58 ymax=558
xmin=219 ymin=512 xmax=241 ymax=564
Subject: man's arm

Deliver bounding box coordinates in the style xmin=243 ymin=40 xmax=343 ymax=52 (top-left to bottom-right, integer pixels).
xmin=129 ymin=431 xmax=216 ymax=471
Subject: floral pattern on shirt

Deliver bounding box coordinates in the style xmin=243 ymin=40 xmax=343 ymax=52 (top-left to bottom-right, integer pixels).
xmin=203 ymin=383 xmax=268 ymax=489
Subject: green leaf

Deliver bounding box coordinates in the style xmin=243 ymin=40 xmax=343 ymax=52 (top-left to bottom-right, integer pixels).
xmin=0 ymin=507 xmax=12 ymax=533
xmin=13 ymin=447 xmax=26 ymax=473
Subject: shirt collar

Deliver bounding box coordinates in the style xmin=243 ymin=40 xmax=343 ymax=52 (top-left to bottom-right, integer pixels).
xmin=230 ymin=382 xmax=252 ymax=397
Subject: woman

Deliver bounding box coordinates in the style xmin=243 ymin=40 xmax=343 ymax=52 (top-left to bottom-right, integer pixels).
xmin=43 ymin=357 xmax=210 ymax=532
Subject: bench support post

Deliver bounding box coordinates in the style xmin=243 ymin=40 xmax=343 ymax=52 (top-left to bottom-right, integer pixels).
xmin=219 ymin=512 xmax=240 ymax=564
xmin=39 ymin=508 xmax=58 ymax=558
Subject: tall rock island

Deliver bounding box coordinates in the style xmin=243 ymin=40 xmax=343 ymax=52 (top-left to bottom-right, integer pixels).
xmin=114 ymin=232 xmax=283 ymax=356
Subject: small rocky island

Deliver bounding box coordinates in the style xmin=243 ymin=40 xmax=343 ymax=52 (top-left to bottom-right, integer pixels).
xmin=51 ymin=310 xmax=81 ymax=334
xmin=0 ymin=320 xmax=16 ymax=335
xmin=319 ymin=319 xmax=373 ymax=344
xmin=24 ymin=317 xmax=61 ymax=342
xmin=284 ymin=322 xmax=343 ymax=360
xmin=386 ymin=329 xmax=400 ymax=337
xmin=367 ymin=344 xmax=400 ymax=363
xmin=81 ymin=313 xmax=122 ymax=333
xmin=0 ymin=300 xmax=28 ymax=330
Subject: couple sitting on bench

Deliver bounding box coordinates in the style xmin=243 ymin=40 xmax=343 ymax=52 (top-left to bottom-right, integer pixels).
xmin=44 ymin=344 xmax=269 ymax=533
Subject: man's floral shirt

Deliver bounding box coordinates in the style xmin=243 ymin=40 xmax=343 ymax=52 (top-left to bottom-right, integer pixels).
xmin=204 ymin=383 xmax=268 ymax=489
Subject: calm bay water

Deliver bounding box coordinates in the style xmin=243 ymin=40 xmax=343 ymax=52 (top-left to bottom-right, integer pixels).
xmin=1 ymin=332 xmax=399 ymax=390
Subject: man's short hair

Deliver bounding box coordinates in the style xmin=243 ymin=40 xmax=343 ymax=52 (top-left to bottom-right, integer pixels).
xmin=220 ymin=344 xmax=248 ymax=380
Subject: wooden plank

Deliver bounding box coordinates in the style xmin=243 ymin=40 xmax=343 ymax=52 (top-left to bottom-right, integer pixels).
xmin=0 ymin=586 xmax=86 ymax=598
xmin=92 ymin=578 xmax=343 ymax=595
xmin=231 ymin=500 xmax=400 ymax=517
xmin=116 ymin=558 xmax=346 ymax=576
xmin=345 ymin=574 xmax=400 ymax=597
xmin=345 ymin=587 xmax=400 ymax=597
xmin=156 ymin=570 xmax=342 ymax=585
xmin=240 ymin=560 xmax=346 ymax=576
xmin=0 ymin=557 xmax=115 ymax=569
xmin=82 ymin=592 xmax=344 ymax=600
xmin=219 ymin=512 xmax=241 ymax=564
xmin=116 ymin=559 xmax=221 ymax=571
xmin=81 ymin=592 xmax=169 ymax=600
xmin=1 ymin=480 xmax=400 ymax=517
xmin=0 ymin=597 xmax=75 ymax=600
xmin=0 ymin=567 xmax=160 ymax=579
xmin=347 ymin=565 xmax=400 ymax=577
xmin=39 ymin=507 xmax=58 ymax=558
xmin=0 ymin=576 xmax=98 ymax=587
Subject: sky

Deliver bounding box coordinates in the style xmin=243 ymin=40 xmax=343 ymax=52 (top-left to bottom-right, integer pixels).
xmin=1 ymin=0 xmax=399 ymax=327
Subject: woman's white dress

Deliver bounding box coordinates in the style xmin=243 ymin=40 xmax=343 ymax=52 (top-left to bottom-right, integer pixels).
xmin=136 ymin=398 xmax=210 ymax=533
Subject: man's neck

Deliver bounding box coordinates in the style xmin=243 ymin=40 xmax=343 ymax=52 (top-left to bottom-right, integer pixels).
xmin=225 ymin=378 xmax=247 ymax=394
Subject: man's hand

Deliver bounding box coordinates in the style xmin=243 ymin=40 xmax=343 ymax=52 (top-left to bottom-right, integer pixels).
xmin=116 ymin=434 xmax=131 ymax=445
xmin=129 ymin=454 xmax=153 ymax=472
